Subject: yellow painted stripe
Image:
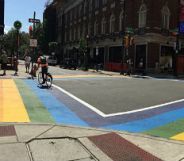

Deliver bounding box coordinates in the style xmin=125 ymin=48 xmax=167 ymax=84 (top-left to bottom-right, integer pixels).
xmin=53 ymin=75 xmax=104 ymax=78
xmin=171 ymin=132 xmax=184 ymax=141
xmin=1 ymin=79 xmax=30 ymax=122
xmin=53 ymin=75 xmax=127 ymax=79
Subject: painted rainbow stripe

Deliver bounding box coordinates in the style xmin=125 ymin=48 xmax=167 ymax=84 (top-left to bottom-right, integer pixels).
xmin=0 ymin=79 xmax=30 ymax=122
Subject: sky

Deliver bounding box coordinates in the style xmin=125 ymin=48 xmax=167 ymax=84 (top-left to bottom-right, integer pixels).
xmin=5 ymin=0 xmax=48 ymax=33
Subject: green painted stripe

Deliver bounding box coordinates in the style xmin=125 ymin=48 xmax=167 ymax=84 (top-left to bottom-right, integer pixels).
xmin=15 ymin=79 xmax=55 ymax=123
xmin=144 ymin=118 xmax=184 ymax=138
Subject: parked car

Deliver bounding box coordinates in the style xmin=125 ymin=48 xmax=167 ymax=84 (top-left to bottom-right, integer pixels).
xmin=63 ymin=58 xmax=77 ymax=70
xmin=47 ymin=56 xmax=57 ymax=66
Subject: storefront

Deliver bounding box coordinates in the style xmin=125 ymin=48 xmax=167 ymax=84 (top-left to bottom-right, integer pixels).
xmin=105 ymin=46 xmax=126 ymax=72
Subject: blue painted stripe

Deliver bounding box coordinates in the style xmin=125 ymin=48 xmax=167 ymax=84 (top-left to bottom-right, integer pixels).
xmin=103 ymin=107 xmax=184 ymax=133
xmin=25 ymin=80 xmax=88 ymax=127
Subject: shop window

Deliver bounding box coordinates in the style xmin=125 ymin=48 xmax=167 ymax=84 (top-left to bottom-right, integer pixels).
xmin=109 ymin=46 xmax=122 ymax=63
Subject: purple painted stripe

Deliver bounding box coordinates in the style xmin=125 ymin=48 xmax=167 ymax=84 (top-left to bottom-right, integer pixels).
xmin=50 ymin=87 xmax=184 ymax=127
xmin=49 ymin=87 xmax=103 ymax=126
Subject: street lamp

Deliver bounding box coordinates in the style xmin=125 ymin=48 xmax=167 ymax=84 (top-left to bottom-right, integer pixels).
xmin=120 ymin=0 xmax=126 ymax=74
xmin=85 ymin=34 xmax=89 ymax=70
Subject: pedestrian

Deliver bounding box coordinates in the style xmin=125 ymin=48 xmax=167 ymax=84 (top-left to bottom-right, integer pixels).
xmin=127 ymin=58 xmax=133 ymax=76
xmin=0 ymin=50 xmax=8 ymax=76
xmin=139 ymin=58 xmax=145 ymax=75
xmin=29 ymin=64 xmax=38 ymax=79
xmin=37 ymin=50 xmax=48 ymax=84
xmin=13 ymin=56 xmax=19 ymax=76
xmin=25 ymin=54 xmax=31 ymax=73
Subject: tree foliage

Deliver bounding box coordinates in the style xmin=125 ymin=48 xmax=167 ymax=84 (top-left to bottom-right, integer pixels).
xmin=34 ymin=22 xmax=48 ymax=54
xmin=79 ymin=38 xmax=87 ymax=54
xmin=0 ymin=28 xmax=29 ymax=58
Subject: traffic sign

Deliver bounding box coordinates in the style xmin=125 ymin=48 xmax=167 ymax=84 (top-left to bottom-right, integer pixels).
xmin=30 ymin=39 xmax=37 ymax=47
xmin=29 ymin=18 xmax=40 ymax=23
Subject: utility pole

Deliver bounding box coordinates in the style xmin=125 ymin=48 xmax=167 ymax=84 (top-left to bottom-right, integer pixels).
xmin=174 ymin=0 xmax=181 ymax=76
xmin=13 ymin=20 xmax=22 ymax=59
xmin=28 ymin=11 xmax=40 ymax=67
xmin=33 ymin=11 xmax=36 ymax=67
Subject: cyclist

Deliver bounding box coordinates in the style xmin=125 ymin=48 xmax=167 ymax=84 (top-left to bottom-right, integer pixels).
xmin=37 ymin=51 xmax=48 ymax=84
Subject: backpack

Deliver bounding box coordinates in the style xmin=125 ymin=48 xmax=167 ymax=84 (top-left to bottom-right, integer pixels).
xmin=41 ymin=56 xmax=47 ymax=64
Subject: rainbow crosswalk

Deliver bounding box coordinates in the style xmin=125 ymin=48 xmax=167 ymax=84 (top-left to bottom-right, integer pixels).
xmin=0 ymin=79 xmax=184 ymax=142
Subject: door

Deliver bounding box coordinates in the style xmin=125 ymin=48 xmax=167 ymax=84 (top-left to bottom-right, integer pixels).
xmin=135 ymin=45 xmax=146 ymax=69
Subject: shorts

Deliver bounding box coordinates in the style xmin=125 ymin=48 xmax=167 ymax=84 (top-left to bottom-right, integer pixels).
xmin=1 ymin=63 xmax=7 ymax=70
xmin=41 ymin=67 xmax=48 ymax=74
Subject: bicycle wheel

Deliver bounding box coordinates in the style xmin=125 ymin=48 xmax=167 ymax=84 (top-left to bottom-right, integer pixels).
xmin=46 ymin=73 xmax=53 ymax=88
xmin=38 ymin=72 xmax=43 ymax=85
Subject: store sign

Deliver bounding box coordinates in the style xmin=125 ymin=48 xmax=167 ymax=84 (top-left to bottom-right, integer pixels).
xmin=180 ymin=21 xmax=184 ymax=33
xmin=180 ymin=0 xmax=184 ymax=21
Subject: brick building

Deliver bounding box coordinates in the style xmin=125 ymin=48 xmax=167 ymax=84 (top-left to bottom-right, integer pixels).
xmin=0 ymin=0 xmax=4 ymax=35
xmin=47 ymin=0 xmax=182 ymax=73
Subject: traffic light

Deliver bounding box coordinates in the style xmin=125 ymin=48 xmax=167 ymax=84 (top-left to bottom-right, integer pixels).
xmin=129 ymin=37 xmax=134 ymax=46
xmin=29 ymin=25 xmax=33 ymax=37
xmin=124 ymin=36 xmax=129 ymax=48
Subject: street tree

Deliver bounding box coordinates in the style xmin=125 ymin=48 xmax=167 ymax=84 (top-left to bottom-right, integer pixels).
xmin=0 ymin=28 xmax=29 ymax=58
xmin=34 ymin=22 xmax=48 ymax=54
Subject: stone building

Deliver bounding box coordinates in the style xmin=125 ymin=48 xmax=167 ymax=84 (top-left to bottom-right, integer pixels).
xmin=47 ymin=0 xmax=182 ymax=73
xmin=0 ymin=0 xmax=4 ymax=35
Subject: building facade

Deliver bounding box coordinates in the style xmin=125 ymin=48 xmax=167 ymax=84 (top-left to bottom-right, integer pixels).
xmin=47 ymin=0 xmax=182 ymax=73
xmin=0 ymin=0 xmax=4 ymax=35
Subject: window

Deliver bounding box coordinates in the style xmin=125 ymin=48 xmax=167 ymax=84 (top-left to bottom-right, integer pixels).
xmin=74 ymin=7 xmax=77 ymax=19
xmin=78 ymin=26 xmax=80 ymax=39
xmin=65 ymin=31 xmax=67 ymax=42
xmin=78 ymin=4 xmax=82 ymax=18
xmin=138 ymin=3 xmax=147 ymax=28
xmin=101 ymin=17 xmax=106 ymax=34
xmin=110 ymin=14 xmax=115 ymax=33
xmin=95 ymin=0 xmax=100 ymax=9
xmin=70 ymin=10 xmax=73 ymax=22
xmin=119 ymin=10 xmax=124 ymax=31
xmin=74 ymin=28 xmax=76 ymax=40
xmin=88 ymin=23 xmax=91 ymax=35
xmin=161 ymin=5 xmax=170 ymax=29
xmin=102 ymin=0 xmax=107 ymax=5
xmin=89 ymin=0 xmax=92 ymax=12
xmin=94 ymin=20 xmax=98 ymax=35
xmin=69 ymin=28 xmax=72 ymax=41
xmin=84 ymin=0 xmax=87 ymax=14
xmin=82 ymin=24 xmax=86 ymax=38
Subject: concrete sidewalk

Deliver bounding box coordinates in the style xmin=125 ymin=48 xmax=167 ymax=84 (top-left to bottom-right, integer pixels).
xmin=0 ymin=123 xmax=184 ymax=161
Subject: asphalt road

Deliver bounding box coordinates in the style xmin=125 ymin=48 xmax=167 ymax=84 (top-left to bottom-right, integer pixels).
xmin=54 ymin=77 xmax=184 ymax=115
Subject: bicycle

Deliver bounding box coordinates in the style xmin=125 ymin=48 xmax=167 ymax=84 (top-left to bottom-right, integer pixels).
xmin=38 ymin=71 xmax=53 ymax=88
